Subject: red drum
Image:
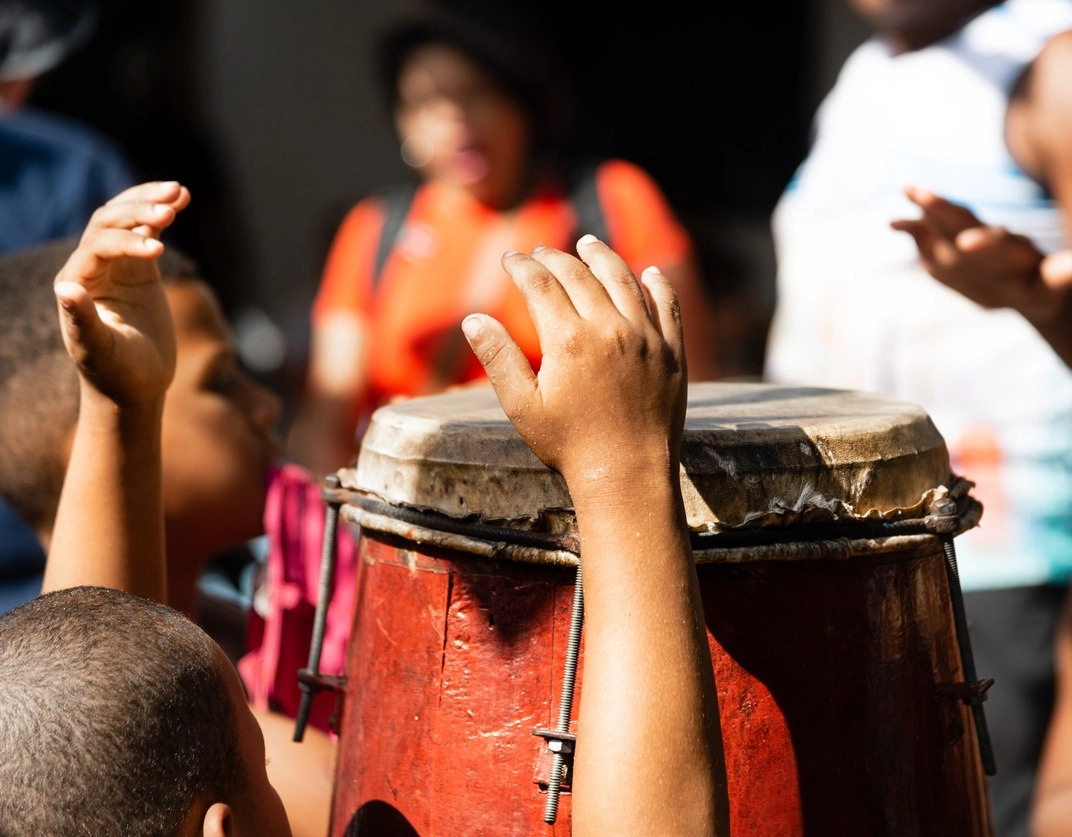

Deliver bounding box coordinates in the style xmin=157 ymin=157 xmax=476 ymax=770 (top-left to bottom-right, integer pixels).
xmin=325 ymin=382 xmax=991 ymax=836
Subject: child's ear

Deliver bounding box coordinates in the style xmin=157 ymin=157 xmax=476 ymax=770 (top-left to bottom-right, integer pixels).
xmin=201 ymin=802 xmax=233 ymax=836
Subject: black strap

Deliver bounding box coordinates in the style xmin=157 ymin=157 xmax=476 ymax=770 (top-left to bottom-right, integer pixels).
xmin=371 ymin=162 xmax=607 ymax=288
xmin=372 ymin=178 xmax=420 ymax=291
xmin=565 ymin=160 xmax=608 ymax=248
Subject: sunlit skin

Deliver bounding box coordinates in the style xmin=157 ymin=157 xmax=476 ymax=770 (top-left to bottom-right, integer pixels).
xmin=394 ymin=43 xmax=531 ymax=210
xmin=188 ymin=645 xmax=293 ymax=837
xmin=159 ymin=281 xmax=284 ymax=618
xmin=45 ymin=182 xmax=333 ymax=837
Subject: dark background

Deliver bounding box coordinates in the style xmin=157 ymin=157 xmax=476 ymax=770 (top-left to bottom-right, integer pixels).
xmin=29 ymin=0 xmax=871 ymax=404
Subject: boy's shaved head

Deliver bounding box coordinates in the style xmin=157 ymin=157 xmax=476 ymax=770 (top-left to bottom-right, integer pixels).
xmin=0 ymin=586 xmax=247 ymax=835
xmin=0 ymin=237 xmax=200 ymax=536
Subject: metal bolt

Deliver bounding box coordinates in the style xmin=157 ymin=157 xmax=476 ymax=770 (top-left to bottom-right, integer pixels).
xmin=543 ymin=563 xmax=584 ymax=825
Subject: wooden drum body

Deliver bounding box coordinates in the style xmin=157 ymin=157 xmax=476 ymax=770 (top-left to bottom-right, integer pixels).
xmin=326 ymin=382 xmax=991 ymax=836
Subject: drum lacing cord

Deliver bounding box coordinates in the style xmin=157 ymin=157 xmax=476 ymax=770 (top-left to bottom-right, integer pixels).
xmin=306 ymin=487 xmax=996 ymax=783
xmin=935 ymin=510 xmax=996 ymax=776
xmin=328 ymin=487 xmax=975 ymax=559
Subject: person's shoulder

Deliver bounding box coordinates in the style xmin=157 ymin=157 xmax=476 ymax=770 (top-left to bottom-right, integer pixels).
xmin=586 ymin=158 xmax=672 ymax=204
xmin=586 ymin=158 xmax=663 ymax=192
xmin=1032 ymin=27 xmax=1072 ymax=79
xmin=1016 ymin=27 xmax=1072 ymax=143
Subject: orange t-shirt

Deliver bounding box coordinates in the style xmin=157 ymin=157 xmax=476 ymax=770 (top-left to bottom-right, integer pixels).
xmin=311 ymin=158 xmax=693 ymax=415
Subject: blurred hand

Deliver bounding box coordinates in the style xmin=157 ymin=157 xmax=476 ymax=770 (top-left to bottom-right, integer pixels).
xmin=891 ymin=184 xmax=1065 ymax=323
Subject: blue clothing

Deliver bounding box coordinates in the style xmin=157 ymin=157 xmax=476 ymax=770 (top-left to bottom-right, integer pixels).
xmin=0 ymin=105 xmax=135 ymax=254
xmin=0 ymin=501 xmax=43 ymax=614
xmin=0 ymin=104 xmax=135 ymax=613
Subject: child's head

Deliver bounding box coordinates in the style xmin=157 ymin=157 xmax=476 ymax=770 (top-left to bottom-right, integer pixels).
xmin=0 ymin=239 xmax=282 ymax=588
xmin=160 ymin=276 xmax=283 ymax=572
xmin=0 ymin=585 xmax=291 ymax=836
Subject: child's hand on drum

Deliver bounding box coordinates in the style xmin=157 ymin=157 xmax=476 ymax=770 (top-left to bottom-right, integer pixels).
xmin=461 ymin=234 xmax=687 ymax=489
xmin=53 ymin=181 xmax=191 ymax=407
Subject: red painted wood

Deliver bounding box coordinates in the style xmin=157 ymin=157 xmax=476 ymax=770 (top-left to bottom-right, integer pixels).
xmin=331 ymin=530 xmax=990 ymax=836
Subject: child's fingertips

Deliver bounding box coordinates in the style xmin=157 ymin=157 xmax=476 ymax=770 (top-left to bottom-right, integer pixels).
xmin=577 ymin=234 xmax=601 ymax=248
xmin=461 ymin=314 xmax=485 ymax=341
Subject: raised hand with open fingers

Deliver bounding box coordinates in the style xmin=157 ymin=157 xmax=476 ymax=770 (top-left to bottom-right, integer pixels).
xmin=53 ymin=180 xmax=191 ymax=407
xmin=891 ymin=185 xmax=1052 ymax=317
xmin=461 ymin=234 xmax=687 ymax=488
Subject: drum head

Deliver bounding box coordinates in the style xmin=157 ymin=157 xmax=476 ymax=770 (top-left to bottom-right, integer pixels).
xmin=341 ymin=381 xmax=953 ymax=535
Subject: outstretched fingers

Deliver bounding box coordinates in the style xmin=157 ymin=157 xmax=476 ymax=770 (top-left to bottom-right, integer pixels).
xmin=903 ymin=185 xmax=981 ymax=237
xmin=461 ymin=312 xmax=538 ymax=420
xmin=104 ymin=180 xmax=190 ymax=240
xmin=573 ymin=234 xmax=650 ymax=322
xmin=54 ymin=281 xmax=112 ymax=373
xmin=639 ymin=265 xmax=685 ymax=364
xmin=59 ymin=190 xmax=185 ymax=288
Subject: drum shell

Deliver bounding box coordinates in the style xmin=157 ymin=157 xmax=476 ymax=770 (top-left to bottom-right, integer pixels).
xmin=328 ymin=383 xmax=991 ymax=836
xmin=330 ymin=528 xmax=989 ymax=836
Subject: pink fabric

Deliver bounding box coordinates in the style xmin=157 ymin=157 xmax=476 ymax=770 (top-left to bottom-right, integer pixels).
xmin=238 ymin=463 xmax=357 ymax=734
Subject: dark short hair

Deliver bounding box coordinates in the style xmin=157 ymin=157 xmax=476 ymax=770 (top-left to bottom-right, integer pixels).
xmin=374 ymin=2 xmax=573 ymax=154
xmin=0 ymin=586 xmax=247 ymax=835
xmin=0 ymin=237 xmax=201 ymax=535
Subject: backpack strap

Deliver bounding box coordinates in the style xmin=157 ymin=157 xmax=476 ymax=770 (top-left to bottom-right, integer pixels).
xmin=371 ymin=163 xmax=607 ymax=289
xmin=565 ymin=160 xmax=608 ymax=247
xmin=372 ymin=179 xmax=420 ymax=291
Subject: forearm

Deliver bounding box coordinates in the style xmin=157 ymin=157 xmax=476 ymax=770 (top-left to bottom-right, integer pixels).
xmin=1034 ymin=789 xmax=1072 ymax=837
xmin=44 ymin=383 xmax=166 ymax=601
xmin=254 ymin=707 xmax=336 ymax=837
xmin=1024 ymin=280 xmax=1072 ymax=370
xmin=287 ymin=317 xmax=368 ymax=474
xmin=570 ymin=467 xmax=724 ymax=836
xmin=287 ymin=392 xmax=362 ymax=475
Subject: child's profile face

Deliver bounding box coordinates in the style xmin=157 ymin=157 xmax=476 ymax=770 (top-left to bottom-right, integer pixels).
xmin=160 ymin=280 xmax=283 ymax=562
xmin=216 ymin=645 xmax=293 ymax=835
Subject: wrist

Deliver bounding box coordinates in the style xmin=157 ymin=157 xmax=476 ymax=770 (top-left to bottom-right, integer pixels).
xmin=567 ymin=454 xmax=682 ymax=523
xmin=77 ymin=380 xmax=165 ymax=435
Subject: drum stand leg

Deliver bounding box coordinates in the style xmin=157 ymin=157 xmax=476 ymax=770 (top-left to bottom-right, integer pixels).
xmin=534 ymin=562 xmax=585 ymax=825
xmin=939 ymin=532 xmax=997 ymax=777
xmin=294 ymin=474 xmax=345 ymax=742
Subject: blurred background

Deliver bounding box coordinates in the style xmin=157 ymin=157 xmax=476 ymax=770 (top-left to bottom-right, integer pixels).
xmin=26 ymin=0 xmax=871 ymax=421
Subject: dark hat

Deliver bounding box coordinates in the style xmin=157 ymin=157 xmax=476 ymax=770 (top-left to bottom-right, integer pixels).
xmin=374 ymin=1 xmax=574 ymax=152
xmin=0 ymin=0 xmax=97 ymax=82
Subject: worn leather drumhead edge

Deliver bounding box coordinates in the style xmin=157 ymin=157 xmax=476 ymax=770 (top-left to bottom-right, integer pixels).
xmin=338 ymin=381 xmax=956 ymax=535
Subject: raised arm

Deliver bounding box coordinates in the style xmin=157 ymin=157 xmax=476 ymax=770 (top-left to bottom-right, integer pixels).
xmin=1034 ymin=589 xmax=1072 ymax=836
xmin=890 ymin=186 xmax=1072 ymax=368
xmin=462 ymin=235 xmax=725 ymax=836
xmin=43 ymin=181 xmax=191 ymax=602
xmin=891 ymin=31 xmax=1072 ymax=370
